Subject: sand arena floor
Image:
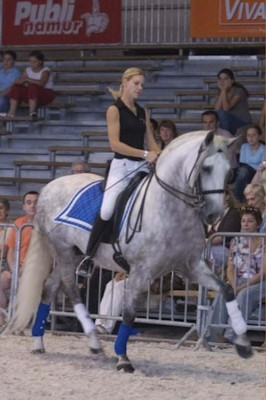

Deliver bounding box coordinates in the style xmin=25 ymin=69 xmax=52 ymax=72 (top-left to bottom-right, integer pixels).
xmin=0 ymin=332 xmax=265 ymax=400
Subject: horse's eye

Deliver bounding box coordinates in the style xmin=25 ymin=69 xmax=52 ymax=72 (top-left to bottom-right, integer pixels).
xmin=202 ymin=166 xmax=212 ymax=173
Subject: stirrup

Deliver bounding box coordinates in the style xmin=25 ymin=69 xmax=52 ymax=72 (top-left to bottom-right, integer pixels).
xmin=76 ymin=256 xmax=95 ymax=278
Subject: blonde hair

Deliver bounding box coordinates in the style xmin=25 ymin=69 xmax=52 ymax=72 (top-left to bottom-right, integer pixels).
xmin=108 ymin=67 xmax=145 ymax=100
xmin=244 ymin=183 xmax=265 ymax=201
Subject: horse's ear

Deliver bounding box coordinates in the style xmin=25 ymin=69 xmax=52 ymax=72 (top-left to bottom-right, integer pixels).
xmin=204 ymin=130 xmax=215 ymax=147
xmin=188 ymin=131 xmax=215 ymax=188
xmin=226 ymin=134 xmax=244 ymax=153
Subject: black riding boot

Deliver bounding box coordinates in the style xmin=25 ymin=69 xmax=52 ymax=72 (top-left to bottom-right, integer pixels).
xmin=76 ymin=215 xmax=107 ymax=277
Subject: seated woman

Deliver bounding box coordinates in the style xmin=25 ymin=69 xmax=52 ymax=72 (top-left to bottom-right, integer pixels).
xmin=206 ymin=206 xmax=265 ymax=344
xmin=0 ymin=50 xmax=21 ymax=113
xmin=214 ymin=68 xmax=251 ymax=135
xmin=7 ymin=50 xmax=55 ymax=118
xmin=234 ymin=125 xmax=265 ymax=202
xmin=206 ymin=187 xmax=241 ymax=273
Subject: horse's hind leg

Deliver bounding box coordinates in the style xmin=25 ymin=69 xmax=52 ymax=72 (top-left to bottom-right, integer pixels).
xmin=192 ymin=259 xmax=252 ymax=359
xmin=59 ymin=255 xmax=102 ymax=354
xmin=32 ymin=265 xmax=61 ymax=354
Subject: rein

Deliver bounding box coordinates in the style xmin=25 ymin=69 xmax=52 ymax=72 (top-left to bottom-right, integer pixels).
xmin=125 ymin=172 xmax=154 ymax=244
xmin=154 ymin=147 xmax=225 ymax=208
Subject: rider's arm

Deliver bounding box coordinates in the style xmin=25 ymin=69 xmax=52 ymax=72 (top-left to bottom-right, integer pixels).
xmin=107 ymin=105 xmax=157 ymax=163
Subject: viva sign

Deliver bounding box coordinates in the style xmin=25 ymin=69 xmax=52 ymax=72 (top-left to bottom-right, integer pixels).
xmin=2 ymin=0 xmax=121 ymax=44
xmin=190 ymin=0 xmax=265 ymax=38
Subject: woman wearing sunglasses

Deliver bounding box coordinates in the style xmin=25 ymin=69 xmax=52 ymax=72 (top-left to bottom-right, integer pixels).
xmin=206 ymin=206 xmax=265 ymax=344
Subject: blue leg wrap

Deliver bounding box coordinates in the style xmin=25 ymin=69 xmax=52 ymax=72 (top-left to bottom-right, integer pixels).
xmin=114 ymin=323 xmax=138 ymax=355
xmin=32 ymin=302 xmax=50 ymax=337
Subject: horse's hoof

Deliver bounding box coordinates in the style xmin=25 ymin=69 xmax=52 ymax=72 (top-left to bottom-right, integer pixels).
xmin=32 ymin=348 xmax=45 ymax=354
xmin=117 ymin=362 xmax=135 ymax=373
xmin=90 ymin=347 xmax=103 ymax=355
xmin=116 ymin=355 xmax=135 ymax=373
xmin=234 ymin=343 xmax=253 ymax=359
xmin=234 ymin=334 xmax=253 ymax=359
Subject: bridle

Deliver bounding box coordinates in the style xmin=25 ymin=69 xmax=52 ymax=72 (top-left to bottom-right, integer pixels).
xmin=154 ymin=148 xmax=226 ymax=209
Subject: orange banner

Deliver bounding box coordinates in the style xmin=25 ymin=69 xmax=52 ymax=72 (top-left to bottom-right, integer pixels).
xmin=190 ymin=0 xmax=265 ymax=38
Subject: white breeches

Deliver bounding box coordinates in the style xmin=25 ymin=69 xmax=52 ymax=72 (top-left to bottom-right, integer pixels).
xmin=100 ymin=158 xmax=148 ymax=221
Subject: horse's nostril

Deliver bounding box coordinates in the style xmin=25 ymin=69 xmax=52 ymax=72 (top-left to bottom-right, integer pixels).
xmin=206 ymin=213 xmax=216 ymax=224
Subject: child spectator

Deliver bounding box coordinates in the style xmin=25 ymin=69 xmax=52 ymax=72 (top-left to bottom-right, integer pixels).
xmin=0 ymin=51 xmax=21 ymax=113
xmin=8 ymin=50 xmax=54 ymax=118
xmin=214 ymin=68 xmax=251 ymax=135
xmin=233 ymin=125 xmax=265 ymax=202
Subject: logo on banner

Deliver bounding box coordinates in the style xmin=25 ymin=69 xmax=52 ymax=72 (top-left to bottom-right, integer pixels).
xmin=219 ymin=0 xmax=265 ymax=25
xmin=14 ymin=0 xmax=109 ymax=36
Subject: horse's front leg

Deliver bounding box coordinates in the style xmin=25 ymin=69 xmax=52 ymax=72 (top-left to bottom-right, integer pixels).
xmin=193 ymin=259 xmax=252 ymax=359
xmin=32 ymin=266 xmax=61 ymax=354
xmin=114 ymin=274 xmax=147 ymax=373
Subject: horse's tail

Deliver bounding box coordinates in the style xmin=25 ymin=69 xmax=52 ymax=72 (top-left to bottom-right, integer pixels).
xmin=4 ymin=221 xmax=52 ymax=334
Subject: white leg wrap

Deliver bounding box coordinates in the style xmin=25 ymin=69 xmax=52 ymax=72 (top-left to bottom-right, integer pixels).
xmin=33 ymin=336 xmax=45 ymax=352
xmin=74 ymin=303 xmax=95 ymax=336
xmin=225 ymin=299 xmax=247 ymax=335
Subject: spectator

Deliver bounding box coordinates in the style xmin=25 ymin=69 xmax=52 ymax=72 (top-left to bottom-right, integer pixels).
xmin=0 ymin=191 xmax=39 ymax=327
xmin=206 ymin=206 xmax=265 ymax=344
xmin=202 ymin=110 xmax=232 ymax=138
xmin=0 ymin=50 xmax=21 ymax=113
xmin=71 ymin=159 xmax=90 ymax=174
xmin=244 ymin=183 xmax=265 ymax=232
xmin=214 ymin=68 xmax=251 ymax=135
xmin=8 ymin=50 xmax=55 ymax=118
xmin=233 ymin=125 xmax=265 ymax=202
xmin=158 ymin=119 xmax=178 ymax=149
xmin=206 ymin=187 xmax=241 ymax=273
xmin=95 ymin=271 xmax=127 ymax=334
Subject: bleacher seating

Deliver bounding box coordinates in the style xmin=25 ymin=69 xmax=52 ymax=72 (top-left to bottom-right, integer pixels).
xmin=0 ymin=50 xmax=264 ymax=217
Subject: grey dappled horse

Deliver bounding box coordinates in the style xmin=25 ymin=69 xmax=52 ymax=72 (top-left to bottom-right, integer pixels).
xmin=4 ymin=131 xmax=252 ymax=372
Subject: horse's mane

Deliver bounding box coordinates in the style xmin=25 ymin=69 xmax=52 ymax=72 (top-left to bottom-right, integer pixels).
xmin=160 ymin=130 xmax=229 ymax=159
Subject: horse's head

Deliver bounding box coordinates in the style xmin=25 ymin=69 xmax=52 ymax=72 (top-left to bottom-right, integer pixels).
xmin=188 ymin=131 xmax=238 ymax=224
xmin=156 ymin=130 xmax=239 ymax=225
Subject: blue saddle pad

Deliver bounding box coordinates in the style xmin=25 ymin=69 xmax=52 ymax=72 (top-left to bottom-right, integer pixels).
xmin=54 ymin=180 xmax=103 ymax=231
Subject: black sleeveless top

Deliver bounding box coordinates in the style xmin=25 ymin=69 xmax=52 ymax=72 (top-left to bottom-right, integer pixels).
xmin=113 ymin=98 xmax=146 ymax=161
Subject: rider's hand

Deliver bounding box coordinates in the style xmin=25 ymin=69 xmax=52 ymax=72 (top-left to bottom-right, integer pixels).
xmin=146 ymin=151 xmax=159 ymax=164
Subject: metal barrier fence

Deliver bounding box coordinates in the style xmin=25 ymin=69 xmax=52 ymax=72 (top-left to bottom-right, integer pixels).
xmin=2 ymin=224 xmax=265 ymax=345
